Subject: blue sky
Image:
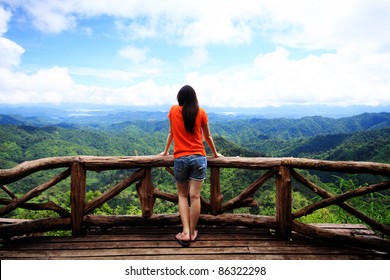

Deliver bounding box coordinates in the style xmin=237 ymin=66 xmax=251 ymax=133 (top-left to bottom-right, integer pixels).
xmin=1 ymin=0 xmax=390 ymax=108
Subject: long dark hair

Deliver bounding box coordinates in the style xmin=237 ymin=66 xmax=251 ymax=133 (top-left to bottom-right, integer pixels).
xmin=177 ymin=85 xmax=199 ymax=134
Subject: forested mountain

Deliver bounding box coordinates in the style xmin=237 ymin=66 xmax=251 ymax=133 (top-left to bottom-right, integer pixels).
xmin=1 ymin=112 xmax=390 ymax=166
xmin=210 ymin=112 xmax=390 ymax=161
xmin=1 ymin=111 xmax=389 ymax=226
xmin=285 ymin=128 xmax=390 ymax=162
xmin=212 ymin=112 xmax=390 ymax=141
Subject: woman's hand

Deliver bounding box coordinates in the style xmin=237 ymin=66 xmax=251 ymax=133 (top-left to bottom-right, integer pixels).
xmin=159 ymin=152 xmax=169 ymax=156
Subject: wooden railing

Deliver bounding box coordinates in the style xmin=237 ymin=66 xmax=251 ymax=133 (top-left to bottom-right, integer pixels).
xmin=0 ymin=156 xmax=389 ymax=252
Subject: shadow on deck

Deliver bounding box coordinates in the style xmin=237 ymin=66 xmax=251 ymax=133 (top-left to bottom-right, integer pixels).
xmin=1 ymin=224 xmax=388 ymax=260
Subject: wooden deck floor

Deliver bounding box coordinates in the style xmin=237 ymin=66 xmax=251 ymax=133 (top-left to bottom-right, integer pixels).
xmin=0 ymin=224 xmax=388 ymax=260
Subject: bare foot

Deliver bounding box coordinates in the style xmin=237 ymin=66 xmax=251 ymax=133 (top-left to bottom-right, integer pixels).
xmin=190 ymin=230 xmax=198 ymax=241
xmin=176 ymin=232 xmax=190 ymax=241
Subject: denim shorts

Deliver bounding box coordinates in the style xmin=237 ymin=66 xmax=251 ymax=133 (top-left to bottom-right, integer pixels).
xmin=174 ymin=155 xmax=207 ymax=182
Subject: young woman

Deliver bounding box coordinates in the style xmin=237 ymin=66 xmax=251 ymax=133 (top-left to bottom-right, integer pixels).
xmin=160 ymin=85 xmax=221 ymax=246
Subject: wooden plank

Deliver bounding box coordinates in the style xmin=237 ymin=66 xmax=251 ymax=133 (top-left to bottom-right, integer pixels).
xmin=2 ymin=156 xmax=390 ymax=183
xmin=47 ymin=254 xmax=368 ymax=260
xmin=0 ymin=246 xmax=251 ymax=258
xmin=70 ymin=162 xmax=86 ymax=236
xmin=248 ymin=245 xmax=381 ymax=255
xmin=0 ymin=217 xmax=71 ymax=239
xmin=0 ymin=218 xmax=32 ymax=224
xmin=1 ymin=244 xmax=382 ymax=260
xmin=308 ymin=224 xmax=376 ymax=236
xmin=2 ymin=233 xmax=279 ymax=246
xmin=83 ymin=213 xmax=277 ymax=229
xmin=92 ymin=224 xmax=273 ymax=234
xmin=311 ymin=223 xmax=371 ymax=229
xmin=292 ymin=221 xmax=390 ymax=253
xmin=3 ymin=239 xmax=329 ymax=251
xmin=275 ymin=166 xmax=292 ymax=239
xmin=1 ymin=225 xmax=388 ymax=260
xmin=281 ymin=157 xmax=390 ymax=175
xmin=0 ymin=156 xmax=75 ymax=185
xmin=210 ymin=167 xmax=222 ymax=215
xmin=136 ymin=168 xmax=154 ymax=218
xmin=0 ymin=254 xmax=367 ymax=260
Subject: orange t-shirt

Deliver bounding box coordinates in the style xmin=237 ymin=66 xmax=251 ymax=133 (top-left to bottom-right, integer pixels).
xmin=168 ymin=105 xmax=208 ymax=158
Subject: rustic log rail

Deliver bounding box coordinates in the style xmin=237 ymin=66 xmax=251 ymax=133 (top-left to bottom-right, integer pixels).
xmin=0 ymin=156 xmax=389 ymax=253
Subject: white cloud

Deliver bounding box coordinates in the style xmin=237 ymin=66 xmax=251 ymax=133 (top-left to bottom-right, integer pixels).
xmin=4 ymin=0 xmax=390 ymax=50
xmin=2 ymin=0 xmax=260 ymax=46
xmin=0 ymin=5 xmax=11 ymax=35
xmin=115 ymin=20 xmax=152 ymax=40
xmin=0 ymin=64 xmax=177 ymax=106
xmin=185 ymin=47 xmax=390 ymax=107
xmin=0 ymin=37 xmax=24 ymax=68
xmin=118 ymin=46 xmax=149 ymax=63
xmin=0 ymin=67 xmax=74 ymax=104
xmin=31 ymin=9 xmax=76 ymax=34
xmin=1 ymin=45 xmax=390 ymax=107
xmin=9 ymin=0 xmax=78 ymax=33
xmin=71 ymin=68 xmax=146 ymax=81
xmin=1 ymin=0 xmax=390 ymax=108
xmin=264 ymin=0 xmax=390 ymax=52
xmin=0 ymin=6 xmax=25 ymax=68
xmin=3 ymin=0 xmax=390 ymax=50
xmin=178 ymin=8 xmax=253 ymax=47
xmin=70 ymin=79 xmax=178 ymax=106
xmin=0 ymin=5 xmax=75 ymax=104
xmin=185 ymin=47 xmax=209 ymax=68
xmin=115 ymin=45 xmax=164 ymax=80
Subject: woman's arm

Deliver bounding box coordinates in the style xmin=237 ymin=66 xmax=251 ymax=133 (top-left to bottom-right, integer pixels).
xmin=160 ymin=120 xmax=173 ymax=156
xmin=202 ymin=122 xmax=222 ymax=158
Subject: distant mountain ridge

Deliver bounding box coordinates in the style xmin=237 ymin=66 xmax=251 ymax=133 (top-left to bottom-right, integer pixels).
xmin=2 ymin=104 xmax=390 ymax=119
xmin=2 ymin=112 xmax=390 ymax=145
xmin=213 ymin=112 xmax=390 ymax=141
xmin=1 ymin=112 xmax=389 ymax=170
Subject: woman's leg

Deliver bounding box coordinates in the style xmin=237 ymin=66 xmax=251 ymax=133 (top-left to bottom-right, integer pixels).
xmin=176 ymin=181 xmax=190 ymax=240
xmin=189 ymin=179 xmax=203 ymax=240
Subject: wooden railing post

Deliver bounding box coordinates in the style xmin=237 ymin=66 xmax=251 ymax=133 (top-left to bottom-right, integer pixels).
xmin=136 ymin=168 xmax=155 ymax=218
xmin=71 ymin=162 xmax=86 ymax=236
xmin=210 ymin=167 xmax=223 ymax=215
xmin=276 ymin=166 xmax=292 ymax=239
